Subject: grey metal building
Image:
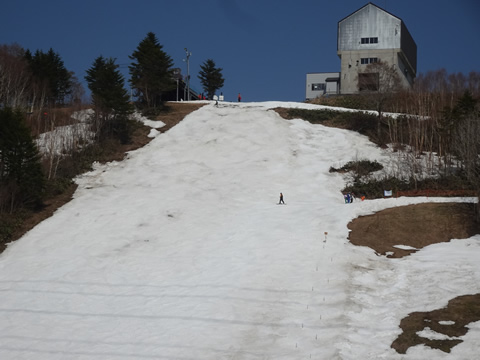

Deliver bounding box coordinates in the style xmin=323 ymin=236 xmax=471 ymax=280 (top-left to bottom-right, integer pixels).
xmin=305 ymin=72 xmax=340 ymax=100
xmin=306 ymin=2 xmax=417 ymax=99
xmin=337 ymin=2 xmax=417 ymax=94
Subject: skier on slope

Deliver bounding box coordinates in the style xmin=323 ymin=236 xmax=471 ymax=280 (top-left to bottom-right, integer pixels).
xmin=279 ymin=192 xmax=285 ymax=204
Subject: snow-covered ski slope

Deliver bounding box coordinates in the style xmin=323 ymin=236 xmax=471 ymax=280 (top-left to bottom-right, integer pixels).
xmin=1 ymin=102 xmax=479 ymax=359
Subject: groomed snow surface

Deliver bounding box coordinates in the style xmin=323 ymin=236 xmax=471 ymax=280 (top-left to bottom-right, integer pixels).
xmin=1 ymin=102 xmax=479 ymax=359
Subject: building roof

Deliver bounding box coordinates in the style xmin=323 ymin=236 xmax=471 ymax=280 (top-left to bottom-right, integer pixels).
xmin=338 ymin=2 xmax=401 ymax=25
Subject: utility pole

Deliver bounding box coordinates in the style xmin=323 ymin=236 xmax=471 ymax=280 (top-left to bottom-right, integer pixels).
xmin=184 ymin=48 xmax=191 ymax=101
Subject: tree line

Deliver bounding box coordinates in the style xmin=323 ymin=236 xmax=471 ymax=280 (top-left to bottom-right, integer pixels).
xmin=370 ymin=66 xmax=480 ymax=197
xmin=0 ymin=32 xmax=225 ymax=214
xmin=1 ymin=31 xmax=478 ymax=218
xmin=316 ymin=64 xmax=480 ymax=216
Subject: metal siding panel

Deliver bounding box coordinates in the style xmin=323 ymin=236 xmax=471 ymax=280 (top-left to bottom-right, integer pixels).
xmin=306 ymin=73 xmax=340 ymax=99
xmin=338 ymin=4 xmax=400 ymax=51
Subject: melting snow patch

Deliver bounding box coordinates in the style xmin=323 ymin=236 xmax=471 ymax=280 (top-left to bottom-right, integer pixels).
xmin=439 ymin=320 xmax=456 ymax=325
xmin=417 ymin=327 xmax=461 ymax=341
xmin=36 ymin=123 xmax=95 ymax=156
xmin=131 ymin=112 xmax=165 ymax=129
xmin=393 ymin=245 xmax=419 ymax=251
xmin=148 ymin=129 xmax=161 ymax=138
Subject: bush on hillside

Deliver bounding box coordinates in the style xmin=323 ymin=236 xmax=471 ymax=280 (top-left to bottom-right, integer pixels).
xmin=285 ymin=108 xmax=384 ymax=144
xmin=309 ymin=94 xmax=375 ymax=111
xmin=330 ymin=160 xmax=383 ymax=178
xmin=343 ymin=175 xmax=476 ymax=200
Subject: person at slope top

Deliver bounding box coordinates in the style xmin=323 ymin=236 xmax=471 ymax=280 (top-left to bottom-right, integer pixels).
xmin=279 ymin=192 xmax=285 ymax=204
xmin=238 ymin=93 xmax=242 ymax=102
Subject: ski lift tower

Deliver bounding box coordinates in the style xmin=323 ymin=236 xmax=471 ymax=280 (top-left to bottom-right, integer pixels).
xmin=184 ymin=48 xmax=191 ymax=101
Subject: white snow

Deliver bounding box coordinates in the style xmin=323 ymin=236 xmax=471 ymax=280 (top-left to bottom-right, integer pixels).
xmin=36 ymin=123 xmax=94 ymax=156
xmin=130 ymin=111 xmax=166 ymax=129
xmin=417 ymin=327 xmax=460 ymax=341
xmin=1 ymin=101 xmax=479 ymax=359
xmin=36 ymin=110 xmax=164 ymax=155
xmin=393 ymin=245 xmax=419 ymax=251
xmin=439 ymin=320 xmax=456 ymax=325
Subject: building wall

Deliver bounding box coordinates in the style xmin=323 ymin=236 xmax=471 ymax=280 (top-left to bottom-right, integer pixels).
xmin=338 ymin=5 xmax=401 ymax=52
xmin=305 ymin=3 xmax=417 ymax=97
xmin=337 ymin=3 xmax=417 ymax=94
xmin=306 ymin=72 xmax=340 ymax=100
xmin=338 ymin=49 xmax=413 ymax=93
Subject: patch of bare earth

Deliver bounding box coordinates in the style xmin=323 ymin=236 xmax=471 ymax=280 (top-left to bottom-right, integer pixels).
xmin=391 ymin=294 xmax=480 ymax=354
xmin=155 ymin=102 xmax=205 ymax=132
xmin=1 ymin=103 xmax=204 ymax=253
xmin=348 ymin=202 xmax=480 ymax=354
xmin=347 ymin=202 xmax=479 ymax=258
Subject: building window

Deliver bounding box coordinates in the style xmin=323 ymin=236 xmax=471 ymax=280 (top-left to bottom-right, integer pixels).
xmin=361 ymin=37 xmax=378 ymax=44
xmin=361 ymin=57 xmax=378 ymax=64
xmin=358 ymin=73 xmax=379 ymax=91
xmin=312 ymin=83 xmax=326 ymax=91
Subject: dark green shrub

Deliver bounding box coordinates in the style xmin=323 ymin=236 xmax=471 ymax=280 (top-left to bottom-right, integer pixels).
xmin=330 ymin=160 xmax=383 ymax=177
xmin=0 ymin=108 xmax=45 ymax=211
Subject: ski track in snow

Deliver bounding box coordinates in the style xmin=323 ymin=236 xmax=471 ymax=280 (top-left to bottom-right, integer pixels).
xmin=0 ymin=101 xmax=479 ymax=359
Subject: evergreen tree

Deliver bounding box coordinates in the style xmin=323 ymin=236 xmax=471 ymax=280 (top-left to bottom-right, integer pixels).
xmin=0 ymin=107 xmax=45 ymax=211
xmin=129 ymin=32 xmax=175 ymax=113
xmin=198 ymin=59 xmax=225 ymax=99
xmin=25 ymin=48 xmax=72 ymax=106
xmin=85 ymin=56 xmax=133 ymax=144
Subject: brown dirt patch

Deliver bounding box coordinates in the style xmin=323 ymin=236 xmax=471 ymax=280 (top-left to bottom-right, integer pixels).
xmin=155 ymin=102 xmax=205 ymax=132
xmin=391 ymin=294 xmax=480 ymax=353
xmin=348 ymin=202 xmax=480 ymax=354
xmin=347 ymin=202 xmax=480 ymax=258
xmin=273 ymin=107 xmax=291 ymax=120
xmin=272 ymin=107 xmax=353 ymax=129
xmin=0 ymin=103 xmax=204 ymax=253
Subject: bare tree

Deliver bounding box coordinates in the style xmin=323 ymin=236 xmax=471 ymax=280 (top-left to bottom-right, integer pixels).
xmin=0 ymin=44 xmax=31 ymax=108
xmin=357 ymin=60 xmax=402 ymax=143
xmin=467 ymin=71 xmax=480 ymax=97
xmin=451 ymin=93 xmax=480 ymax=219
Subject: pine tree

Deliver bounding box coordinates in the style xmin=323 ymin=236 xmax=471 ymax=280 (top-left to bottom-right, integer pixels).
xmin=0 ymin=108 xmax=45 ymax=211
xmin=198 ymin=59 xmax=225 ymax=99
xmin=85 ymin=56 xmax=133 ymax=144
xmin=25 ymin=48 xmax=72 ymax=106
xmin=129 ymin=32 xmax=175 ymax=113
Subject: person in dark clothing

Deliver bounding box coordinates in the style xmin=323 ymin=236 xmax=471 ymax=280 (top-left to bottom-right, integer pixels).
xmin=279 ymin=192 xmax=285 ymax=204
xmin=238 ymin=93 xmax=242 ymax=102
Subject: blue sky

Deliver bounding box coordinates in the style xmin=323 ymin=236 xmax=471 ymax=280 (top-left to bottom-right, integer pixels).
xmin=2 ymin=0 xmax=479 ymax=102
